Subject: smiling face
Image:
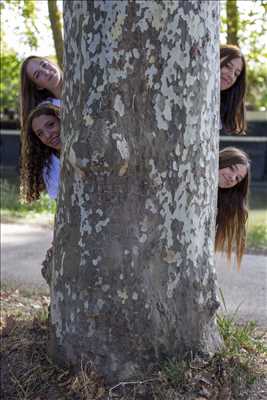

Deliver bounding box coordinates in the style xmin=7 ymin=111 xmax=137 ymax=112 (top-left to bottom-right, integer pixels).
xmin=218 ymin=163 xmax=247 ymax=189
xmin=32 ymin=114 xmax=61 ymax=151
xmin=220 ymin=57 xmax=243 ymax=91
xmin=26 ymin=58 xmax=62 ymax=94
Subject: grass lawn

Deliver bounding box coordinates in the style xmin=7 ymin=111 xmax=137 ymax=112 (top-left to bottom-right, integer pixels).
xmin=247 ymin=209 xmax=267 ymax=251
xmin=1 ymin=179 xmax=56 ymax=224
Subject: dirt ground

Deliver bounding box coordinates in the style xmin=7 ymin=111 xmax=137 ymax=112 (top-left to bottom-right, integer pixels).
xmin=1 ymin=288 xmax=266 ymax=400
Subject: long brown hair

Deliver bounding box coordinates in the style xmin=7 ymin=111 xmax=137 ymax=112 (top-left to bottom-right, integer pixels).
xmin=20 ymin=103 xmax=61 ymax=203
xmin=20 ymin=56 xmax=62 ymax=132
xmin=216 ymin=147 xmax=250 ymax=268
xmin=220 ymin=45 xmax=247 ymax=135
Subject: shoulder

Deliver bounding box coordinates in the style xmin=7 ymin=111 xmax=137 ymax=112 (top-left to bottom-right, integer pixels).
xmin=49 ymin=98 xmax=62 ymax=107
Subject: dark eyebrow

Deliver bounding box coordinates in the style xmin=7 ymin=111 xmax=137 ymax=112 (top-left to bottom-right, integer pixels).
xmin=44 ymin=120 xmax=53 ymax=127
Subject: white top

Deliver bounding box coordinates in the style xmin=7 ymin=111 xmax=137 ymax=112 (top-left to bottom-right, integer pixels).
xmin=42 ymin=153 xmax=60 ymax=200
xmin=47 ymin=97 xmax=61 ymax=107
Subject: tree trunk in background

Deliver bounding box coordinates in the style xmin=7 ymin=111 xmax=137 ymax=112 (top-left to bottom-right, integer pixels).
xmin=50 ymin=0 xmax=221 ymax=383
xmin=226 ymin=0 xmax=239 ymax=46
xmin=47 ymin=0 xmax=64 ymax=69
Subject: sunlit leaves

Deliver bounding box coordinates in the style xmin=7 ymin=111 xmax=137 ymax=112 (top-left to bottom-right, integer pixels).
xmin=1 ymin=0 xmax=39 ymax=50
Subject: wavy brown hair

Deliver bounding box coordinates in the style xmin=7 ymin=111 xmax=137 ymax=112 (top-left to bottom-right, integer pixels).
xmin=216 ymin=147 xmax=250 ymax=268
xmin=220 ymin=45 xmax=247 ymax=135
xmin=20 ymin=103 xmax=61 ymax=203
xmin=20 ymin=56 xmax=62 ymax=133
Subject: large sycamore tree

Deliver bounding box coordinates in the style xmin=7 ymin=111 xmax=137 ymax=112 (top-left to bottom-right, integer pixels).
xmin=50 ymin=0 xmax=221 ymax=383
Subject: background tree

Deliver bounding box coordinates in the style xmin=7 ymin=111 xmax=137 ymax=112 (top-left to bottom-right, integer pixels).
xmin=226 ymin=0 xmax=239 ymax=45
xmin=0 ymin=0 xmax=63 ymax=67
xmin=50 ymin=0 xmax=221 ymax=383
xmin=221 ymin=0 xmax=267 ymax=110
xmin=47 ymin=0 xmax=64 ymax=69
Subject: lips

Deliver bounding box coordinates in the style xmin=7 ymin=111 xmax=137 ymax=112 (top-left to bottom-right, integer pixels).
xmin=222 ymin=76 xmax=231 ymax=86
xmin=50 ymin=136 xmax=60 ymax=147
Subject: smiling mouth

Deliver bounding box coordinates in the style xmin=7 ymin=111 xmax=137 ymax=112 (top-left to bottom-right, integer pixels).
xmin=222 ymin=77 xmax=231 ymax=86
xmin=50 ymin=136 xmax=60 ymax=146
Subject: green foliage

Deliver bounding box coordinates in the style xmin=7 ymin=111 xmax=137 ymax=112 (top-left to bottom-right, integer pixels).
xmin=246 ymin=63 xmax=267 ymax=110
xmin=0 ymin=49 xmax=21 ymax=113
xmin=0 ymin=179 xmax=56 ymax=218
xmin=1 ymin=0 xmax=39 ymax=50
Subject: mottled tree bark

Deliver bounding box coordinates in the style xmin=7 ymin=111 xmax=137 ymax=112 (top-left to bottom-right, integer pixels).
xmin=47 ymin=0 xmax=64 ymax=69
xmin=226 ymin=0 xmax=239 ymax=46
xmin=50 ymin=0 xmax=221 ymax=383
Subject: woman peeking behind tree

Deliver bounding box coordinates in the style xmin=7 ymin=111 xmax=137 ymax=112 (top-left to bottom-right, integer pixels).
xmin=20 ymin=103 xmax=61 ymax=202
xmin=216 ymin=147 xmax=250 ymax=268
xmin=220 ymin=44 xmax=247 ymax=135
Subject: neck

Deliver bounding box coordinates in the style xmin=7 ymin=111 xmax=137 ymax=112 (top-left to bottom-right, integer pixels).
xmin=52 ymin=149 xmax=61 ymax=157
xmin=51 ymin=79 xmax=63 ymax=99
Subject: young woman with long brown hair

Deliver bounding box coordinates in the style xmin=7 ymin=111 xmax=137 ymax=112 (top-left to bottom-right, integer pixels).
xmin=216 ymin=147 xmax=250 ymax=267
xmin=20 ymin=56 xmax=63 ymax=133
xmin=220 ymin=45 xmax=247 ymax=135
xmin=20 ymin=103 xmax=61 ymax=202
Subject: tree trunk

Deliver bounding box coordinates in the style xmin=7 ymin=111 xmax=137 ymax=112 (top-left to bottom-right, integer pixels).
xmin=226 ymin=0 xmax=239 ymax=46
xmin=47 ymin=0 xmax=64 ymax=69
xmin=50 ymin=0 xmax=221 ymax=383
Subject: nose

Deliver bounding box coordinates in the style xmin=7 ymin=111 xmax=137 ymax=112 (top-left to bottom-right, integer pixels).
xmin=229 ymin=173 xmax=236 ymax=183
xmin=43 ymin=130 xmax=52 ymax=140
xmin=227 ymin=69 xmax=235 ymax=81
xmin=40 ymin=66 xmax=49 ymax=75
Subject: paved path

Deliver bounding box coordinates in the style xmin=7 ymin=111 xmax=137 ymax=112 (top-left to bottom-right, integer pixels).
xmin=1 ymin=223 xmax=266 ymax=326
xmin=216 ymin=253 xmax=267 ymax=327
xmin=1 ymin=223 xmax=53 ymax=292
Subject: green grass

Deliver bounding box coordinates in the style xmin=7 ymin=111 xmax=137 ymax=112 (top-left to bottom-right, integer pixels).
xmin=162 ymin=359 xmax=189 ymax=387
xmin=247 ymin=209 xmax=267 ymax=250
xmin=1 ymin=179 xmax=56 ymax=220
xmin=215 ymin=290 xmax=267 ymax=391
